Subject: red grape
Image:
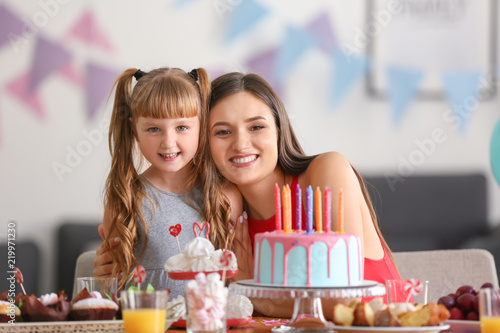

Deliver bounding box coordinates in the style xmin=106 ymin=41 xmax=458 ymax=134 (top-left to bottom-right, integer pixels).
xmin=481 ymin=282 xmax=494 ymax=289
xmin=456 ymin=285 xmax=475 ymax=297
xmin=438 ymin=295 xmax=455 ymax=309
xmin=466 ymin=311 xmax=479 ymax=321
xmin=449 ymin=307 xmax=464 ymax=320
xmin=472 ymin=295 xmax=479 ymax=312
xmin=457 ymin=293 xmax=475 ymax=312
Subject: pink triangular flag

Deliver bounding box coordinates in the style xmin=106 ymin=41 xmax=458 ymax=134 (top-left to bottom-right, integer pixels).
xmin=28 ymin=36 xmax=72 ymax=92
xmin=60 ymin=61 xmax=85 ymax=87
xmin=246 ymin=47 xmax=284 ymax=97
xmin=85 ymin=61 xmax=120 ymax=119
xmin=65 ymin=9 xmax=113 ymax=53
xmin=306 ymin=12 xmax=338 ymax=53
xmin=6 ymin=72 xmax=45 ymax=120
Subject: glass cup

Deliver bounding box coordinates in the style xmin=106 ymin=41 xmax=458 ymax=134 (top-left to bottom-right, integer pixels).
xmin=120 ymin=289 xmax=170 ymax=333
xmin=386 ymin=279 xmax=429 ymax=304
xmin=185 ymin=273 xmax=228 ymax=333
xmin=76 ymin=277 xmax=118 ymax=298
xmin=479 ymin=288 xmax=500 ymax=333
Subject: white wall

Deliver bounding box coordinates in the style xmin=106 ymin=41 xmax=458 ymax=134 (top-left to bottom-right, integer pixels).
xmin=1 ymin=0 xmax=499 ymax=293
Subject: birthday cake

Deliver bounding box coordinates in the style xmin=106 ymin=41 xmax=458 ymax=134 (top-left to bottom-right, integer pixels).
xmin=253 ymin=185 xmax=363 ymax=287
xmin=254 ymin=230 xmax=363 ymax=287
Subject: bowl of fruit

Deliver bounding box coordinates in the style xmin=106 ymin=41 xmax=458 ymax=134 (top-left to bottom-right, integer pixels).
xmin=437 ymin=282 xmax=495 ymax=333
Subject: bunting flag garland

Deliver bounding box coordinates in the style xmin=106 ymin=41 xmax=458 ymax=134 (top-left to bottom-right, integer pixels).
xmin=441 ymin=71 xmax=482 ymax=134
xmin=28 ymin=36 xmax=73 ymax=92
xmin=64 ymin=9 xmax=114 ymax=54
xmin=5 ymin=72 xmax=46 ymax=120
xmin=59 ymin=62 xmax=85 ymax=88
xmin=174 ymin=0 xmax=200 ymax=8
xmin=329 ymin=48 xmax=369 ymax=107
xmin=490 ymin=117 xmax=500 ymax=186
xmin=387 ymin=66 xmax=423 ymax=126
xmin=225 ymin=0 xmax=269 ymax=43
xmin=305 ymin=12 xmax=337 ymax=54
xmin=0 ymin=5 xmax=24 ymax=49
xmin=273 ymin=25 xmax=317 ymax=84
xmin=85 ymin=61 xmax=121 ymax=119
xmin=245 ymin=47 xmax=283 ymax=97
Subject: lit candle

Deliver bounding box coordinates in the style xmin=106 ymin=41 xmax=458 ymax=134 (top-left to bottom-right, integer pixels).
xmin=306 ymin=186 xmax=313 ymax=233
xmin=324 ymin=187 xmax=331 ymax=233
xmin=315 ymin=187 xmax=323 ymax=233
xmin=283 ymin=185 xmax=292 ymax=233
xmin=275 ymin=183 xmax=282 ymax=231
xmin=295 ymin=184 xmax=302 ymax=231
xmin=338 ymin=189 xmax=344 ymax=233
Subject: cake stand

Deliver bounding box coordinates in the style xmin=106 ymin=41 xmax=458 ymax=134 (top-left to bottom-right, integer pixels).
xmin=229 ymin=280 xmax=386 ymax=333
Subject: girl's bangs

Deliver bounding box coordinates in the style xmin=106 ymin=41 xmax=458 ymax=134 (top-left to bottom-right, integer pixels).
xmin=133 ymin=77 xmax=199 ymax=119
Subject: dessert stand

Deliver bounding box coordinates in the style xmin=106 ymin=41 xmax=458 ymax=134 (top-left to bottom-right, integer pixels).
xmin=229 ymin=280 xmax=386 ymax=333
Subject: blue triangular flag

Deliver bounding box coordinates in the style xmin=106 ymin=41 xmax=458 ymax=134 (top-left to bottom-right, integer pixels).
xmin=491 ymin=117 xmax=500 ymax=187
xmin=441 ymin=71 xmax=481 ymax=133
xmin=387 ymin=66 xmax=423 ymax=126
xmin=330 ymin=48 xmax=368 ymax=107
xmin=173 ymin=0 xmax=199 ymax=8
xmin=225 ymin=0 xmax=268 ymax=43
xmin=273 ymin=25 xmax=317 ymax=83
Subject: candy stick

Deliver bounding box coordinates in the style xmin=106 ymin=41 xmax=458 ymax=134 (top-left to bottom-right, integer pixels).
xmin=404 ymin=278 xmax=423 ymax=303
xmin=169 ymin=224 xmax=183 ymax=253
xmin=14 ymin=267 xmax=26 ymax=295
xmin=133 ymin=265 xmax=146 ymax=291
xmin=220 ymin=250 xmax=233 ymax=285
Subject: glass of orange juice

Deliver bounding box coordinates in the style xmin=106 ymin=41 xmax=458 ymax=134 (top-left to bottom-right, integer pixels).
xmin=479 ymin=288 xmax=500 ymax=333
xmin=120 ymin=289 xmax=170 ymax=333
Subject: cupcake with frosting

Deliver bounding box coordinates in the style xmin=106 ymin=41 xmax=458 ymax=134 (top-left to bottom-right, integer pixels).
xmin=19 ymin=292 xmax=71 ymax=322
xmin=70 ymin=288 xmax=119 ymax=321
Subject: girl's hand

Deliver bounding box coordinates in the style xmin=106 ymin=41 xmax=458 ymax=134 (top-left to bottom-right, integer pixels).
xmin=232 ymin=211 xmax=253 ymax=281
xmin=93 ymin=224 xmax=121 ymax=278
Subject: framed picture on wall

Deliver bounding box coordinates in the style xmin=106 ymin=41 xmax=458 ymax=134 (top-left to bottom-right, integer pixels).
xmin=366 ymin=0 xmax=497 ymax=99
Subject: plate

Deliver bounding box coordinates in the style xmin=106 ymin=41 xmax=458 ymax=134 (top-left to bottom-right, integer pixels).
xmin=238 ymin=279 xmax=379 ymax=289
xmin=167 ymin=269 xmax=238 ymax=280
xmin=331 ymin=324 xmax=450 ymax=333
xmin=444 ymin=320 xmax=480 ymax=333
xmin=170 ymin=316 xmax=252 ymax=328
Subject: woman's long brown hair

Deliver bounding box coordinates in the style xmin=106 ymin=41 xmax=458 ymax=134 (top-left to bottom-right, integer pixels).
xmin=206 ymin=72 xmax=397 ymax=267
xmin=104 ymin=67 xmax=210 ymax=289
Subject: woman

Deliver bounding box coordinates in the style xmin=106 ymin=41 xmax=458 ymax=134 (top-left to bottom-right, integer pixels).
xmin=204 ymin=72 xmax=401 ymax=316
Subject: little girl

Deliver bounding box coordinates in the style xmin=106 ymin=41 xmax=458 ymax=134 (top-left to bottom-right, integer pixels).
xmin=98 ymin=67 xmax=240 ymax=299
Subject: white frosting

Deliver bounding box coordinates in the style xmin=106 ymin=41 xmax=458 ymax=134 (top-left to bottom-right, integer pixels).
xmin=164 ymin=237 xmax=237 ymax=272
xmin=89 ymin=291 xmax=103 ymax=299
xmin=226 ymin=294 xmax=253 ymax=319
xmin=38 ymin=293 xmax=58 ymax=306
xmin=167 ymin=295 xmax=186 ymax=320
xmin=184 ymin=237 xmax=215 ymax=257
xmin=72 ymin=298 xmax=118 ymax=310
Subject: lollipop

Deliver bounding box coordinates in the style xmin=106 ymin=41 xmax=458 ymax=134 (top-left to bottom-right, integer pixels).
xmin=14 ymin=267 xmax=26 ymax=295
xmin=404 ymin=278 xmax=423 ymax=302
xmin=133 ymin=265 xmax=146 ymax=291
xmin=169 ymin=224 xmax=182 ymax=254
xmin=220 ymin=250 xmax=233 ymax=284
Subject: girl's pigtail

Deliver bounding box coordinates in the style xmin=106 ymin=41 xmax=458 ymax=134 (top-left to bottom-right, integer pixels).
xmin=105 ymin=68 xmax=141 ymax=289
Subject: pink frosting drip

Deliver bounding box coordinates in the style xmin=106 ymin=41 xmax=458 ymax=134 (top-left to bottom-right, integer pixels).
xmin=255 ymin=231 xmax=361 ymax=286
